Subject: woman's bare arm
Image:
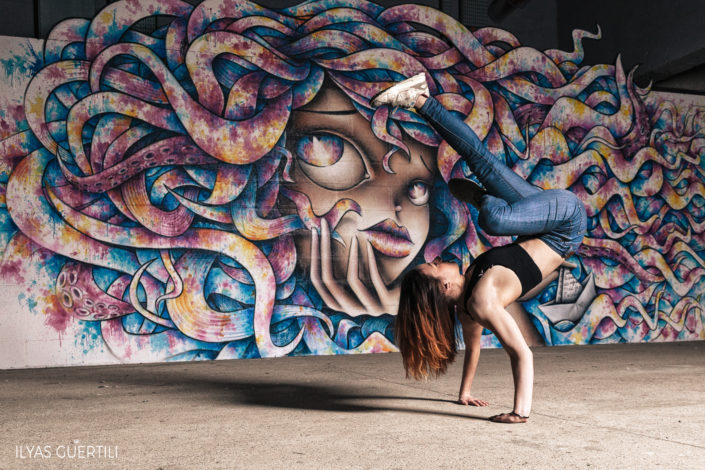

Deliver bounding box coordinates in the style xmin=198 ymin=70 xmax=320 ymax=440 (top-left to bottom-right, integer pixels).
xmin=466 ymin=266 xmax=533 ymax=422
xmin=473 ymin=304 xmax=533 ymax=421
xmin=457 ymin=311 xmax=489 ymax=406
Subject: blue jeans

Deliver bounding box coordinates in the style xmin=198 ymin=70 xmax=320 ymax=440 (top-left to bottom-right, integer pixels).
xmin=418 ymin=97 xmax=586 ymax=257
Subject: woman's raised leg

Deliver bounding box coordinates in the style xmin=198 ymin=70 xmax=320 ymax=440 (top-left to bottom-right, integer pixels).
xmin=371 ymin=73 xmax=536 ymax=203
xmin=370 ymin=75 xmax=587 ymax=256
xmin=416 ymin=96 xmax=539 ymax=204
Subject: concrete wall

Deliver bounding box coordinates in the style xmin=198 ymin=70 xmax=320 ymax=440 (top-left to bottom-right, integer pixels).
xmin=1 ymin=0 xmax=704 ymax=368
xmin=557 ymin=0 xmax=705 ymax=91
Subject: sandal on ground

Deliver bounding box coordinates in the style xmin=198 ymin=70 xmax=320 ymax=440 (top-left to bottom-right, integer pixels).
xmin=488 ymin=411 xmax=529 ymax=423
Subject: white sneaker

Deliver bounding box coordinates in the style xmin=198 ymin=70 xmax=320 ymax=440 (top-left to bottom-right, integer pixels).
xmin=370 ymin=73 xmax=429 ymax=109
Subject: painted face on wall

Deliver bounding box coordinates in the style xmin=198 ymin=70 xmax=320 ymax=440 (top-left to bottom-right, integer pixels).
xmin=286 ymin=86 xmax=436 ymax=291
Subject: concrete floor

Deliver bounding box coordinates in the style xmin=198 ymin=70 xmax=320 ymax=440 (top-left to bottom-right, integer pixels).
xmin=1 ymin=341 xmax=704 ymax=470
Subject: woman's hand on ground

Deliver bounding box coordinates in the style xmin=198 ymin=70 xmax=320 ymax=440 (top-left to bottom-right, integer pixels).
xmin=310 ymin=218 xmax=399 ymax=317
xmin=457 ymin=394 xmax=489 ymax=406
xmin=488 ymin=412 xmax=529 ymax=423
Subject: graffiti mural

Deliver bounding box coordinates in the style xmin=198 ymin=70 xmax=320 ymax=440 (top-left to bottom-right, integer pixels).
xmin=0 ymin=0 xmax=703 ymax=367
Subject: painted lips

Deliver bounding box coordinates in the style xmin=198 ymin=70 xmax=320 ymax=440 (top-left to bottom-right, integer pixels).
xmin=361 ymin=219 xmax=413 ymax=258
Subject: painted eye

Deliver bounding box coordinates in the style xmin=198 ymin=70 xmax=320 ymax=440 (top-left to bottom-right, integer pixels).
xmin=408 ymin=180 xmax=430 ymax=206
xmin=294 ymin=133 xmax=368 ymax=191
xmin=295 ymin=134 xmax=344 ymax=166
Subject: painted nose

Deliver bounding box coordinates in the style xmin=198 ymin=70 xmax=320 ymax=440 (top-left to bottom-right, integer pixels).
xmin=393 ymin=195 xmax=403 ymax=213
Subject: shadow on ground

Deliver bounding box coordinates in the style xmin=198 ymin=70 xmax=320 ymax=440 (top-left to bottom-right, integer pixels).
xmin=5 ymin=365 xmax=489 ymax=421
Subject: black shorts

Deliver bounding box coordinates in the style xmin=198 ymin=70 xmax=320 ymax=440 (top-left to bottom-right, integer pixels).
xmin=463 ymin=244 xmax=542 ymax=302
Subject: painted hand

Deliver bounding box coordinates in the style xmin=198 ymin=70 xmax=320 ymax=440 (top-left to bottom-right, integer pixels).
xmin=310 ymin=218 xmax=400 ymax=317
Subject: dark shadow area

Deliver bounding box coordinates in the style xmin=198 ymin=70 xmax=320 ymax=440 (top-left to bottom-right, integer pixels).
xmin=1 ymin=365 xmax=489 ymax=421
xmin=207 ymin=379 xmax=487 ymax=421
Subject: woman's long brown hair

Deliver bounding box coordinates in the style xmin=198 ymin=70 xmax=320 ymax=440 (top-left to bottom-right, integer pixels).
xmin=395 ymin=267 xmax=457 ymax=380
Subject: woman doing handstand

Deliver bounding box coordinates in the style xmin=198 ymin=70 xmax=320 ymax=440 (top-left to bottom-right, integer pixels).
xmin=371 ymin=73 xmax=587 ymax=424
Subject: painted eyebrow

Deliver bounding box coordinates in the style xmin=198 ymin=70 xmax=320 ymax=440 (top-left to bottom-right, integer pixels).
xmin=296 ymin=109 xmax=358 ymax=115
xmin=418 ymin=152 xmax=434 ymax=174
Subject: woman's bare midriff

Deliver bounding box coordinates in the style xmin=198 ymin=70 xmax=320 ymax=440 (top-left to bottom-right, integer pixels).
xmin=517 ymin=238 xmax=564 ymax=278
xmin=459 ymin=238 xmax=565 ymax=319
